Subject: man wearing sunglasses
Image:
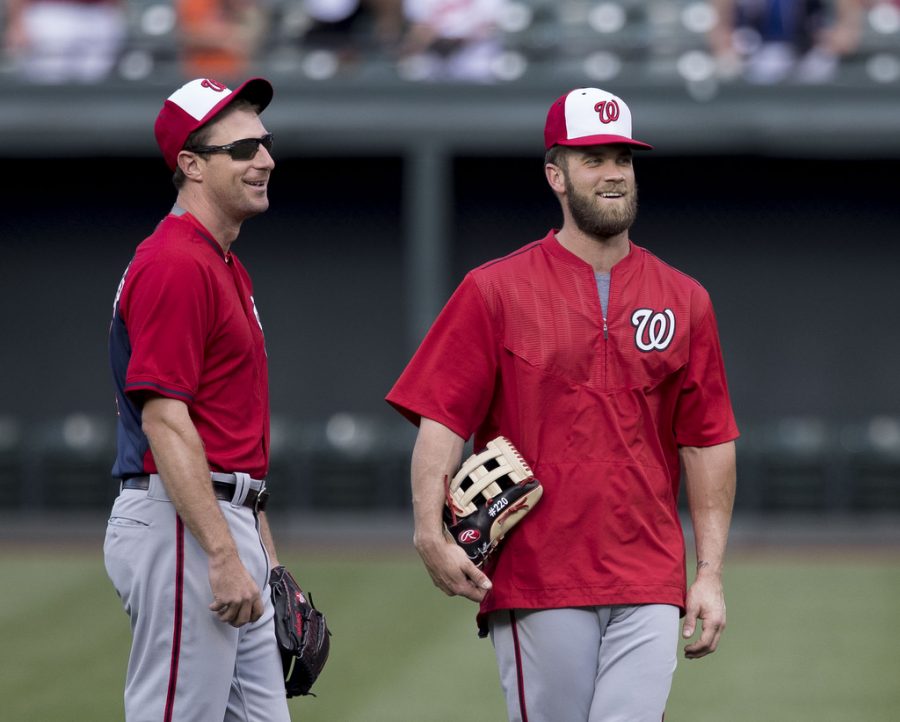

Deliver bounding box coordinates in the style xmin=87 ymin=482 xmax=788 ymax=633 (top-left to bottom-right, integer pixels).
xmin=105 ymin=77 xmax=292 ymax=721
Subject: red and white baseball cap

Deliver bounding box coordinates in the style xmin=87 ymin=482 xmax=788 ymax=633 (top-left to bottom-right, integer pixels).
xmin=154 ymin=77 xmax=274 ymax=171
xmin=544 ymin=87 xmax=652 ymax=151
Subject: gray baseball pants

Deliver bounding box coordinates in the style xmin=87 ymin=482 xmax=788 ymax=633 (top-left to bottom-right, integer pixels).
xmin=104 ymin=473 xmax=290 ymax=722
xmin=489 ymin=604 xmax=679 ymax=722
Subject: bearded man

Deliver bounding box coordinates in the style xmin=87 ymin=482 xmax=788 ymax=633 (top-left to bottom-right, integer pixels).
xmin=386 ymin=87 xmax=739 ymax=722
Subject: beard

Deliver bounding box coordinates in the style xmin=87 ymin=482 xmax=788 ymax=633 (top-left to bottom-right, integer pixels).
xmin=564 ymin=174 xmax=638 ymax=239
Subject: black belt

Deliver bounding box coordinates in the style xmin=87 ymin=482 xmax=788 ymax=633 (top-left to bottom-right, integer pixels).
xmin=122 ymin=475 xmax=269 ymax=512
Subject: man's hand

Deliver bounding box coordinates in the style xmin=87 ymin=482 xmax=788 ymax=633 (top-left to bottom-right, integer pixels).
xmin=414 ymin=532 xmax=493 ymax=603
xmin=682 ymin=569 xmax=726 ymax=659
xmin=208 ymin=552 xmax=264 ymax=627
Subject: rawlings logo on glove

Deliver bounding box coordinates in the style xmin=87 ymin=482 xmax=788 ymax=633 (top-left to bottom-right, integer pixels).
xmin=444 ymin=436 xmax=543 ymax=567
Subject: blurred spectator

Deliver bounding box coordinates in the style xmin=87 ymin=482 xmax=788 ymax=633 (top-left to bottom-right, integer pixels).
xmin=300 ymin=0 xmax=403 ymax=62
xmin=3 ymin=0 xmax=126 ymax=83
xmin=398 ymin=0 xmax=507 ymax=82
xmin=710 ymin=0 xmax=864 ymax=83
xmin=176 ymin=0 xmax=269 ymax=81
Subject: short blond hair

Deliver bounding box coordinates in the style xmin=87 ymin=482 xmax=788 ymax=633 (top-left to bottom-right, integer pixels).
xmin=544 ymin=145 xmax=571 ymax=171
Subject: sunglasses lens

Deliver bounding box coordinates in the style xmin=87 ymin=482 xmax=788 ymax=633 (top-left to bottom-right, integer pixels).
xmin=229 ymin=139 xmax=259 ymax=161
xmin=227 ymin=135 xmax=273 ymax=160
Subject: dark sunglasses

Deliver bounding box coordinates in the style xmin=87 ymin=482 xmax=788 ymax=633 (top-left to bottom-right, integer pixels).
xmin=185 ymin=133 xmax=274 ymax=161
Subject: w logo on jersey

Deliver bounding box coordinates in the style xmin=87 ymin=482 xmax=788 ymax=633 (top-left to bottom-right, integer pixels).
xmin=631 ymin=308 xmax=675 ymax=352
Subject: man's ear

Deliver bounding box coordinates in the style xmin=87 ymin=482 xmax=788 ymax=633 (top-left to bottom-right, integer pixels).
xmin=177 ymin=150 xmax=203 ymax=181
xmin=545 ymin=161 xmax=566 ymax=195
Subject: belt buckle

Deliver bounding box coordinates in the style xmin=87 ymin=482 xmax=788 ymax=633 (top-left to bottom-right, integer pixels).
xmin=253 ymin=488 xmax=270 ymax=513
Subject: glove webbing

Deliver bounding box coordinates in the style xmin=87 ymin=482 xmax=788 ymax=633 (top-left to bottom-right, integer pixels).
xmin=455 ymin=439 xmax=532 ymax=501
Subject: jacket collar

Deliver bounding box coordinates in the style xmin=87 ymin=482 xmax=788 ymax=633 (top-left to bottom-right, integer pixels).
xmin=541 ymin=230 xmax=642 ymax=277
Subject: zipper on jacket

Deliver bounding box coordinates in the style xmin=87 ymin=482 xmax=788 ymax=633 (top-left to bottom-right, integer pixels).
xmin=603 ymin=273 xmax=611 ymax=388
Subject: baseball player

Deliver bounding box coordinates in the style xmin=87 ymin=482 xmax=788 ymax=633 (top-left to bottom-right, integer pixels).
xmin=104 ymin=77 xmax=291 ymax=721
xmin=386 ymin=87 xmax=739 ymax=722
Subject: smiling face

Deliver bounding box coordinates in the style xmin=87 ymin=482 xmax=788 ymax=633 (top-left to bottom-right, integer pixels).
xmin=556 ymin=144 xmax=638 ymax=239
xmin=193 ymin=107 xmax=275 ymax=224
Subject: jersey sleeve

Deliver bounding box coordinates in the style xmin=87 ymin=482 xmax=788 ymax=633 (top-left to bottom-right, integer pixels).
xmin=119 ymin=250 xmax=210 ymax=404
xmin=673 ymin=295 xmax=739 ymax=447
xmin=386 ymin=273 xmax=499 ymax=440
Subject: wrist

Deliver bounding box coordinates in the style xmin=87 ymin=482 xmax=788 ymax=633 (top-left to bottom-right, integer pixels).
xmin=695 ymin=559 xmax=723 ymax=577
xmin=413 ymin=527 xmax=447 ymax=552
xmin=208 ymin=543 xmax=240 ymax=566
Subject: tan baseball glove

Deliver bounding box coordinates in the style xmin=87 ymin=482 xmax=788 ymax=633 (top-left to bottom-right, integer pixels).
xmin=444 ymin=436 xmax=543 ymax=567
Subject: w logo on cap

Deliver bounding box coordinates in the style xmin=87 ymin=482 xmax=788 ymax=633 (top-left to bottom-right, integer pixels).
xmin=201 ymin=79 xmax=227 ymax=92
xmin=594 ymin=100 xmax=620 ymax=124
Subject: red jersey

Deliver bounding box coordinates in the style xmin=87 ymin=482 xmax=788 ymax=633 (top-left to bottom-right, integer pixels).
xmin=110 ymin=211 xmax=270 ymax=479
xmin=386 ymin=232 xmax=738 ymax=629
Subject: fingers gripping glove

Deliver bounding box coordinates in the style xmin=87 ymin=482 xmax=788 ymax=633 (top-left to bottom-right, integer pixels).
xmin=269 ymin=565 xmax=331 ymax=698
xmin=444 ymin=436 xmax=543 ymax=568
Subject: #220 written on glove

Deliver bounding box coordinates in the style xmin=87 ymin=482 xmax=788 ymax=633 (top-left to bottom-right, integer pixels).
xmin=444 ymin=436 xmax=543 ymax=568
xmin=269 ymin=565 xmax=332 ymax=698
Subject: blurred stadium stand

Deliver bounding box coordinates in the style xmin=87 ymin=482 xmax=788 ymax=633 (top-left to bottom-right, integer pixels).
xmin=0 ymin=412 xmax=418 ymax=511
xmin=1 ymin=1 xmax=900 ymax=155
xmin=36 ymin=0 xmax=899 ymax=89
xmin=25 ymin=413 xmax=118 ymax=509
xmin=1 ymin=1 xmax=899 ymax=515
xmin=0 ymin=416 xmax=25 ymax=508
xmin=745 ymin=416 xmax=845 ymax=511
xmin=269 ymin=412 xmax=416 ymax=509
xmin=0 ymin=413 xmax=897 ymax=512
xmin=842 ymin=415 xmax=900 ymax=510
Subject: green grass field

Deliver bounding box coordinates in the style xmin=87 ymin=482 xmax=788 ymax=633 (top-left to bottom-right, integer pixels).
xmin=2 ymin=545 xmax=898 ymax=721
